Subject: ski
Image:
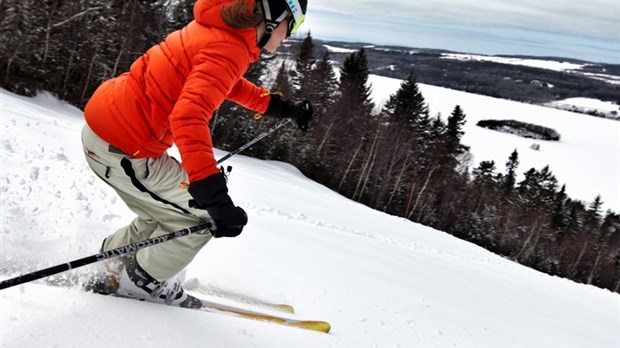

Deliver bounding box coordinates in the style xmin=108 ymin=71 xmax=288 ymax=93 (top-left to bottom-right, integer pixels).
xmin=198 ymin=298 xmax=331 ymax=333
xmin=187 ymin=282 xmax=295 ymax=313
xmin=45 ymin=274 xmax=330 ymax=333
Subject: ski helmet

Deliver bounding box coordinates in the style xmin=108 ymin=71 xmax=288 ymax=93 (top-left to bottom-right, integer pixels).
xmin=257 ymin=0 xmax=307 ymax=47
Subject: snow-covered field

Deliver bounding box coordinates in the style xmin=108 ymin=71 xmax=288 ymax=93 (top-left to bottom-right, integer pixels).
xmin=441 ymin=53 xmax=588 ymax=72
xmin=1 ymin=87 xmax=619 ymax=347
xmin=440 ymin=53 xmax=620 ymax=86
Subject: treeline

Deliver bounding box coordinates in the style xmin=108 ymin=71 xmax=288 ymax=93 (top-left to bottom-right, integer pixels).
xmin=2 ymin=1 xmax=618 ymax=292
xmin=0 ymin=0 xmax=194 ymax=107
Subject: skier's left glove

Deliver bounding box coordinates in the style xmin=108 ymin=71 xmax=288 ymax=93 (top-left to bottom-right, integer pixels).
xmin=188 ymin=173 xmax=248 ymax=238
xmin=264 ymin=94 xmax=313 ymax=131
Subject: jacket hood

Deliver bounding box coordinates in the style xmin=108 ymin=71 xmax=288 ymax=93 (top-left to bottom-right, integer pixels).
xmin=193 ymin=0 xmax=261 ymax=60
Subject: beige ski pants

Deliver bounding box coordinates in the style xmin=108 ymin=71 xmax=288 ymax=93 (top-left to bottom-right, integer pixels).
xmin=81 ymin=124 xmax=213 ymax=281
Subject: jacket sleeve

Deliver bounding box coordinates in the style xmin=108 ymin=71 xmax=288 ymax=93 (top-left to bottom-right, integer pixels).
xmin=169 ymin=41 xmax=250 ymax=183
xmin=226 ymin=78 xmax=271 ymax=114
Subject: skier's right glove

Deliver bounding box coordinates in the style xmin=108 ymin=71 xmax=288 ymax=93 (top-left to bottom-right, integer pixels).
xmin=188 ymin=173 xmax=248 ymax=238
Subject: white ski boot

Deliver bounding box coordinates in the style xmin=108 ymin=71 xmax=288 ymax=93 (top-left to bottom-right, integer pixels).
xmin=114 ymin=254 xmax=202 ymax=309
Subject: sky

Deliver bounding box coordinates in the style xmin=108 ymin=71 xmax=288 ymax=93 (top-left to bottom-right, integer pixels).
xmin=302 ymin=0 xmax=620 ymax=64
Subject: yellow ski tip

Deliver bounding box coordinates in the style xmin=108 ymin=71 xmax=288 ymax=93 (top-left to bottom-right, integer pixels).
xmin=224 ymin=310 xmax=331 ymax=333
xmin=202 ymin=303 xmax=330 ymax=333
xmin=289 ymin=320 xmax=331 ymax=333
xmin=274 ymin=304 xmax=295 ymax=313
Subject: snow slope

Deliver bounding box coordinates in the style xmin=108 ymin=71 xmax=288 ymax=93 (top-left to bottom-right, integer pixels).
xmin=1 ymin=89 xmax=619 ymax=347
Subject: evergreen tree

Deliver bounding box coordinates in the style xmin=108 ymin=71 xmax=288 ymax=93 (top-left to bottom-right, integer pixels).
xmin=551 ymin=184 xmax=570 ymax=235
xmin=517 ymin=166 xmax=558 ymax=211
xmin=473 ymin=160 xmax=497 ymax=187
xmin=331 ymin=47 xmax=375 ymax=192
xmin=308 ymin=49 xmax=338 ymax=117
xmin=302 ymin=49 xmax=338 ymax=178
xmin=338 ymin=47 xmax=374 ymax=115
xmin=272 ymin=61 xmax=293 ymax=96
xmin=503 ymin=149 xmax=519 ymax=195
xmin=586 ymin=195 xmax=604 ymax=229
xmin=471 ymin=160 xmax=498 ymax=214
xmin=375 ymin=71 xmax=431 ymax=216
xmin=294 ymin=32 xmax=315 ymax=97
xmin=445 ymin=105 xmax=469 ymax=161
xmin=313 ymin=49 xmax=340 ymax=157
xmin=266 ymin=63 xmax=295 ymax=163
xmin=585 ymin=200 xmax=615 ymax=285
xmin=382 ymin=71 xmax=427 ymax=129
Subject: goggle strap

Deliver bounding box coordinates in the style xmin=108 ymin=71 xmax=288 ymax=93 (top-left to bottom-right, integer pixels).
xmin=260 ymin=0 xmax=272 ymax=20
xmin=274 ymin=11 xmax=288 ymax=23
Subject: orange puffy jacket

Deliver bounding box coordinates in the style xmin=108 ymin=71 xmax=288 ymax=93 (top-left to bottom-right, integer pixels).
xmin=84 ymin=0 xmax=270 ymax=183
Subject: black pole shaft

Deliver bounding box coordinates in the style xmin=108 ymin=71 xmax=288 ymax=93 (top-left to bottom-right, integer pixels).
xmin=216 ymin=118 xmax=291 ymax=165
xmin=0 ymin=222 xmax=213 ymax=290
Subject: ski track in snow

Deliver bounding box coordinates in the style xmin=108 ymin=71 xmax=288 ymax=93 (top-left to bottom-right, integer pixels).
xmin=249 ymin=202 xmax=519 ymax=271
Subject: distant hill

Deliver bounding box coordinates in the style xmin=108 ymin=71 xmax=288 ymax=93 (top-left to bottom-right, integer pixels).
xmin=288 ymin=39 xmax=620 ymax=119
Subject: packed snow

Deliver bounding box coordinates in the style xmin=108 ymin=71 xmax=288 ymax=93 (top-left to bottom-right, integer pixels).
xmin=1 ymin=87 xmax=619 ymax=347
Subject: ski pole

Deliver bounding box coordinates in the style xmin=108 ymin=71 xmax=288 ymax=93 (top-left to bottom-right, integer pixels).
xmin=216 ymin=118 xmax=291 ymax=165
xmin=0 ymin=119 xmax=291 ymax=290
xmin=0 ymin=221 xmax=213 ymax=290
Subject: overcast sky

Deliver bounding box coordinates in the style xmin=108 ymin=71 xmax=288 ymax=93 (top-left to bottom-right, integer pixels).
xmin=302 ymin=0 xmax=620 ymax=64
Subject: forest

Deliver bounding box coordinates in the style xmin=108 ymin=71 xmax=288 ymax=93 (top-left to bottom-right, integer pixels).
xmin=1 ymin=0 xmax=619 ymax=292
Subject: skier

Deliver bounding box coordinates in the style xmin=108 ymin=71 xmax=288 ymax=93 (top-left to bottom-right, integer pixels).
xmin=80 ymin=0 xmax=312 ymax=308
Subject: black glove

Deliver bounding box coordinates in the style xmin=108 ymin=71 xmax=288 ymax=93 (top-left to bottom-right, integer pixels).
xmin=188 ymin=173 xmax=248 ymax=238
xmin=265 ymin=94 xmax=313 ymax=131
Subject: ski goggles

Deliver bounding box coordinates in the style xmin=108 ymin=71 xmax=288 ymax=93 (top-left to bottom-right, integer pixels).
xmin=285 ymin=0 xmax=306 ymax=36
